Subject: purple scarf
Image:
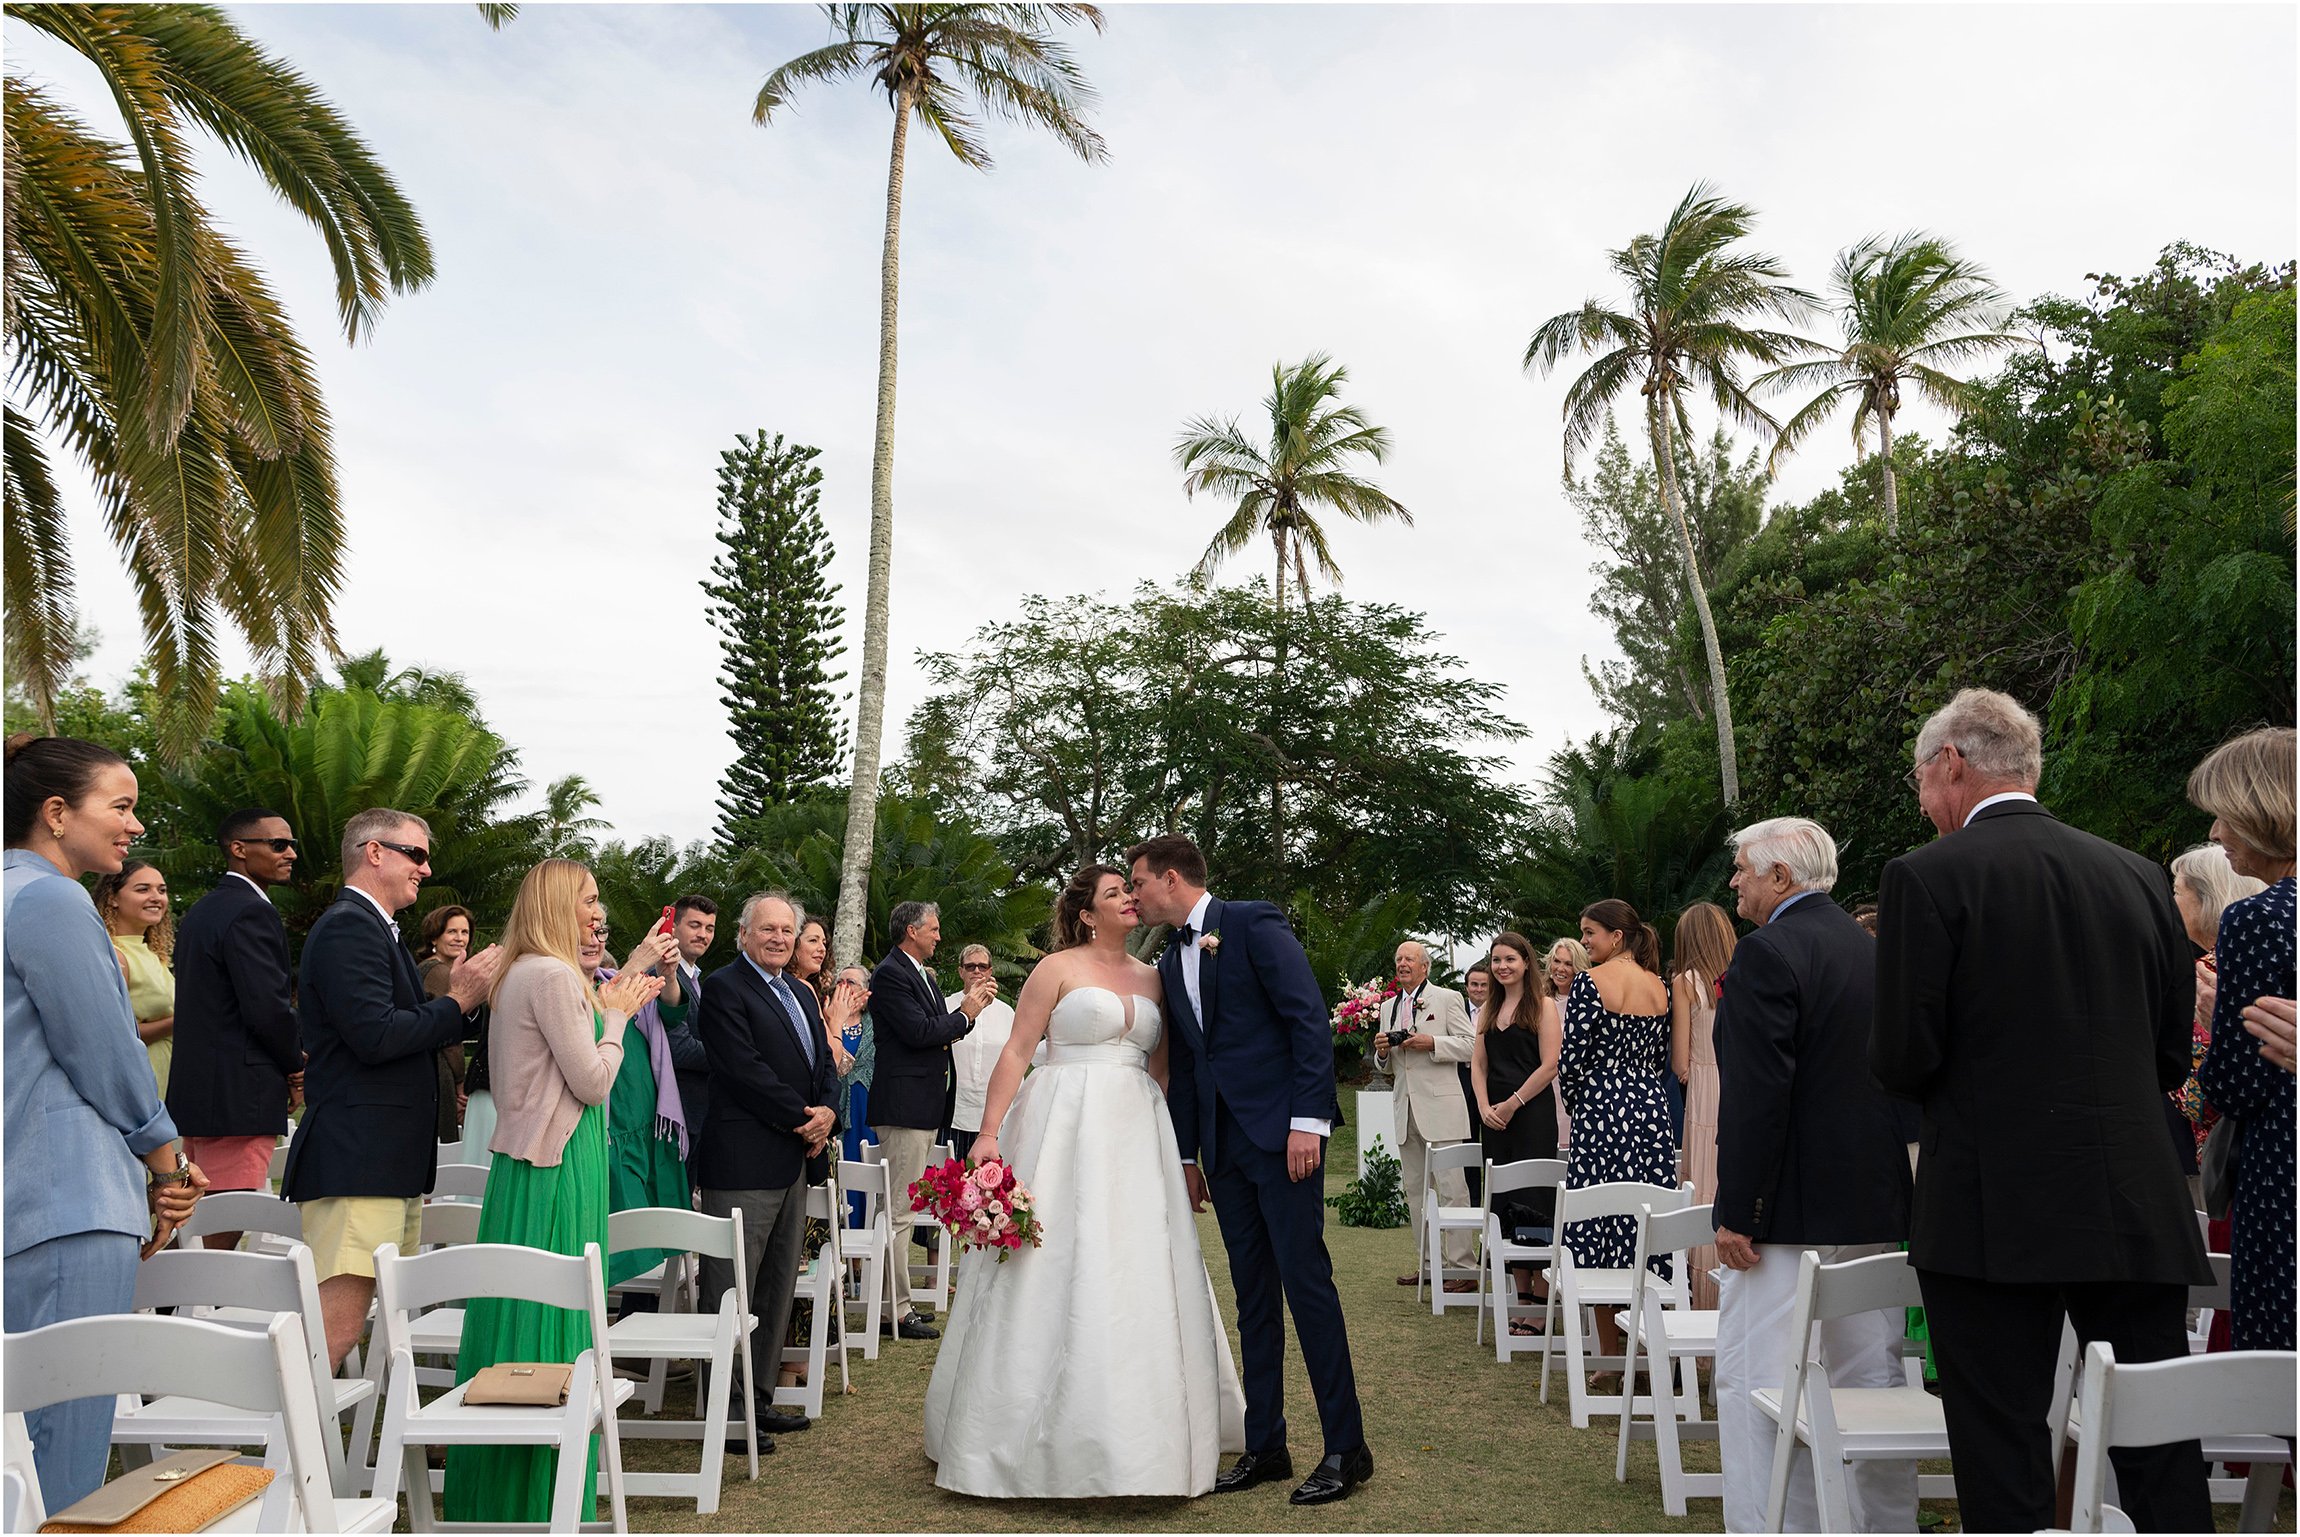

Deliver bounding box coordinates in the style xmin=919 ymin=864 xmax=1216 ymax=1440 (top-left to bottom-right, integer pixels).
xmin=597 ymin=967 xmax=689 ymax=1160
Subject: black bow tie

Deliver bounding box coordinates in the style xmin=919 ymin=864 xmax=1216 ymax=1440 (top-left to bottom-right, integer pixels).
xmin=1173 ymin=924 xmax=1196 ymax=948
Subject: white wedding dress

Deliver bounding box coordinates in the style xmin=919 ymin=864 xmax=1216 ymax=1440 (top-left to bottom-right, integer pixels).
xmin=922 ymin=986 xmax=1247 ymax=1497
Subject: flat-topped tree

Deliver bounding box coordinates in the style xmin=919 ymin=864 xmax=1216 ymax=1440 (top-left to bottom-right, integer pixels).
xmin=754 ymin=2 xmax=1108 ymax=970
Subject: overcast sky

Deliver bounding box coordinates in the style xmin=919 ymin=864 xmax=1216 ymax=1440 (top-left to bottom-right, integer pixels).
xmin=16 ymin=3 xmax=2296 ymax=850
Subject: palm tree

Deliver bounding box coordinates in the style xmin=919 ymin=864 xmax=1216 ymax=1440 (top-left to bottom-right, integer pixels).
xmin=3 ymin=3 xmax=434 ymax=752
xmin=1173 ymin=352 xmax=1412 ymax=612
xmin=1173 ymin=352 xmax=1410 ymax=873
xmin=1525 ymin=182 xmax=1814 ymax=807
xmin=1759 ymin=232 xmax=2027 ymax=535
xmin=754 ymin=3 xmax=1107 ymax=969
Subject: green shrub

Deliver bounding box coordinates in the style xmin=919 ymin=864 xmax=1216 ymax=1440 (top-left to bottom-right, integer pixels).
xmin=1327 ymin=1142 xmax=1409 ymax=1229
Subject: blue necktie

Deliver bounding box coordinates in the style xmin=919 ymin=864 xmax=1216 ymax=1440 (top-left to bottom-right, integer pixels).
xmin=770 ymin=975 xmax=815 ymax=1066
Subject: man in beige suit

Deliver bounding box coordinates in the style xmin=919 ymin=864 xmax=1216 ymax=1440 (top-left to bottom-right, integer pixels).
xmin=1373 ymin=940 xmax=1477 ymax=1290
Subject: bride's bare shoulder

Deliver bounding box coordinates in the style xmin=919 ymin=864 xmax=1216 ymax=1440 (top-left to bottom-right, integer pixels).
xmin=1129 ymin=955 xmax=1164 ymax=996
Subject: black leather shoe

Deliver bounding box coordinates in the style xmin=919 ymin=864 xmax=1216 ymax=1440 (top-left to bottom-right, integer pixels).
xmin=1289 ymin=1446 xmax=1373 ymax=1505
xmin=1212 ymin=1448 xmax=1294 ymax=1493
xmin=724 ymin=1432 xmax=775 ymax=1456
xmin=757 ymin=1405 xmax=811 ymax=1434
xmin=883 ymin=1312 xmax=940 ymax=1340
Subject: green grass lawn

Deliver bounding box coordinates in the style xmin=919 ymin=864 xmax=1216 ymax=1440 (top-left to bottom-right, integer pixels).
xmin=617 ymin=1121 xmax=2289 ymax=1534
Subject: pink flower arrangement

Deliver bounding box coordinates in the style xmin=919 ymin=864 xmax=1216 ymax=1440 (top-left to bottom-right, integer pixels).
xmin=1330 ymin=975 xmax=1396 ymax=1043
xmin=910 ymin=1155 xmax=1043 ymax=1260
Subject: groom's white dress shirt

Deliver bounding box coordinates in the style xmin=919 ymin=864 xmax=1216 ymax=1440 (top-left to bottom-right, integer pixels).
xmin=1176 ymin=891 xmax=1330 ymax=1145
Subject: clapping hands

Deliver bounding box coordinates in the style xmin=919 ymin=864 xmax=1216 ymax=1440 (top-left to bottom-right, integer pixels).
xmin=599 ymin=968 xmax=665 ymax=1017
xmin=447 ymin=944 xmax=505 ymax=1012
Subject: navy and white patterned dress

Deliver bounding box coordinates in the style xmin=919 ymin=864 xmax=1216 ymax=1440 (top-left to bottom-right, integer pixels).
xmin=2194 ymin=876 xmax=2295 ymax=1352
xmin=1558 ymin=970 xmax=1678 ymax=1271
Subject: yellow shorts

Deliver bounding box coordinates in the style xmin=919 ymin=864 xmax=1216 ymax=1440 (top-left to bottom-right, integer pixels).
xmin=299 ymin=1195 xmax=423 ymax=1281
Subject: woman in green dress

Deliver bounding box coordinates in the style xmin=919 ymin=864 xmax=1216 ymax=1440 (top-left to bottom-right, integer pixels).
xmin=594 ymin=922 xmax=690 ymax=1287
xmin=443 ymin=858 xmax=669 ymax=1525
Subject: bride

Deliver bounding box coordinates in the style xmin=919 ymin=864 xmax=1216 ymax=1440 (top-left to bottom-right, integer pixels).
xmin=923 ymin=864 xmax=1246 ymax=1497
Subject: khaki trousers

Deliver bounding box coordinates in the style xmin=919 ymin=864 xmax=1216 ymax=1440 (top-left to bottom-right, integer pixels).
xmin=1399 ymin=1127 xmax=1476 ymax=1272
xmin=876 ymin=1126 xmax=937 ymax=1308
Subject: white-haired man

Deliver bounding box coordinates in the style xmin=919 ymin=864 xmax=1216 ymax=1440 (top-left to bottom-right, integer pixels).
xmin=1372 ymin=940 xmax=1476 ymax=1288
xmin=1710 ymin=815 xmax=1916 ymax=1531
xmin=1873 ymin=688 xmax=2209 ymax=1533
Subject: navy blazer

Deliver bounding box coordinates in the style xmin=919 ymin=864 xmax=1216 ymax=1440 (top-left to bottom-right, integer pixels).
xmin=168 ymin=875 xmax=298 ymax=1137
xmin=1713 ymin=894 xmax=1911 ymax=1245
xmin=692 ymin=959 xmax=837 ymax=1193
xmin=866 ymin=948 xmax=972 ymax=1132
xmin=1159 ymin=897 xmax=1340 ymax=1170
xmin=281 ymin=889 xmax=468 ymax=1202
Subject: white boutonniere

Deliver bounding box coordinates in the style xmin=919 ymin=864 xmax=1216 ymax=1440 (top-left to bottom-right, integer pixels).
xmin=1198 ymin=929 xmax=1222 ymax=955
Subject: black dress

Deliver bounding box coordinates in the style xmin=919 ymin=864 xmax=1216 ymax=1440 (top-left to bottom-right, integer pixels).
xmin=1481 ymin=1016 xmax=1559 ymax=1237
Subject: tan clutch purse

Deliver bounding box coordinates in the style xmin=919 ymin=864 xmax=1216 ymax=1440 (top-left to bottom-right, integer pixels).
xmin=464 ymin=1362 xmax=572 ymax=1406
xmin=40 ymin=1449 xmax=273 ymax=1533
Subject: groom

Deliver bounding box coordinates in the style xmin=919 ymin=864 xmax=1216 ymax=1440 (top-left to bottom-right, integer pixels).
xmin=1128 ymin=835 xmax=1372 ymax=1506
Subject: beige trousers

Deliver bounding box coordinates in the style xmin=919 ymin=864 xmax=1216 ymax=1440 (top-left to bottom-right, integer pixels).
xmin=1400 ymin=1128 xmax=1476 ymax=1272
xmin=876 ymin=1125 xmax=937 ymax=1303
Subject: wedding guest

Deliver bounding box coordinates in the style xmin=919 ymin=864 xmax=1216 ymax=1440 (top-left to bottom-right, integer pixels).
xmin=1713 ymin=818 xmax=1915 ymax=1532
xmin=284 ymin=808 xmax=500 ymax=1369
xmin=1546 ymin=938 xmax=1590 ymax=1149
xmin=442 ymin=859 xmax=661 ymax=1522
xmin=95 ymin=860 xmax=176 ymax=1098
xmin=1471 ymin=932 xmax=1560 ymax=1330
xmin=1374 ymin=940 xmax=1476 ymax=1289
xmin=170 ymin=808 xmax=303 ymax=1250
xmin=869 ymin=900 xmax=996 ymax=1339
xmin=593 ymin=923 xmax=691 ymax=1287
xmin=695 ymin=892 xmax=837 ymax=1443
xmin=1849 ymin=902 xmax=1880 ymax=937
xmin=4 ymin=734 xmax=206 ymax=1509
xmin=797 ymin=918 xmax=859 ymax=1078
xmin=836 ymin=964 xmax=876 ymax=1163
xmin=2169 ymin=844 xmax=2263 ymax=1216
xmin=417 ymin=904 xmax=476 ymax=1145
xmin=1559 ymin=899 xmax=1675 ymax=1378
xmin=946 ymin=945 xmax=1016 ymax=1160
xmin=1459 ymin=960 xmax=1492 ymax=1200
xmin=1874 ymin=688 xmax=2209 ymax=1533
xmin=2188 ymin=727 xmax=2296 ymax=1355
xmin=1669 ymin=901 xmax=1735 ymax=1310
xmin=653 ymin=894 xmax=718 ymax=1190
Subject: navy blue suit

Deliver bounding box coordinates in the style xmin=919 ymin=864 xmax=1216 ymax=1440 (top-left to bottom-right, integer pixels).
xmin=1160 ymin=897 xmax=1363 ymax=1459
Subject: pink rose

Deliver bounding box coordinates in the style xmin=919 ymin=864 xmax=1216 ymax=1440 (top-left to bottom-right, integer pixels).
xmin=959 ymin=1182 xmax=984 ymax=1212
xmin=972 ymin=1161 xmax=1005 ymax=1190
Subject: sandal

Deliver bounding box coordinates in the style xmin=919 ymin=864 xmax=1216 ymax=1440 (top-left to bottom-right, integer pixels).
xmin=1508 ymin=1317 xmax=1545 ymax=1336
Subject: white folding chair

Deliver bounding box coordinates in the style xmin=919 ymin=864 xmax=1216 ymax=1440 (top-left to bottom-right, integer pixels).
xmin=1541 ymin=1180 xmax=1691 ymax=1426
xmin=601 ymin=1206 xmax=756 ymax=1514
xmin=175 ymin=1189 xmax=304 ymax=1257
xmin=1614 ymin=1202 xmax=1721 ymax=1515
xmin=2068 ymin=1341 xmax=2299 ymax=1534
xmin=1754 ymin=1249 xmax=1946 ymax=1533
xmin=429 ymin=1163 xmax=490 ymax=1204
xmin=1 ymin=1416 xmax=34 ymax=1533
xmin=5 ymin=1312 xmax=392 ymax=1532
xmin=116 ymin=1243 xmax=377 ymax=1498
xmin=904 ymin=1142 xmax=956 ymax=1317
xmin=1417 ymin=1141 xmax=1485 ymax=1313
xmin=343 ymin=1199 xmax=488 ymax=1497
xmin=1476 ymin=1158 xmax=1565 ymax=1359
xmin=835 ymin=1159 xmax=897 ymax=1359
xmin=370 ymin=1240 xmax=632 ymax=1534
xmin=782 ymin=1181 xmax=852 ymax=1417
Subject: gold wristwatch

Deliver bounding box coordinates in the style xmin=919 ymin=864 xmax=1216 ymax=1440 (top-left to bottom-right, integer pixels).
xmin=149 ymin=1151 xmax=193 ymax=1187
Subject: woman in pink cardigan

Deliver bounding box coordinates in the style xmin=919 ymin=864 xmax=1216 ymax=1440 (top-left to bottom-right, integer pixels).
xmin=444 ymin=858 xmax=668 ymax=1525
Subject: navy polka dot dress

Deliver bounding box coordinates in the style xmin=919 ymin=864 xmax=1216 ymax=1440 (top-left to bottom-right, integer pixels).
xmin=2195 ymin=876 xmax=2295 ymax=1352
xmin=1559 ymin=970 xmax=1678 ymax=1272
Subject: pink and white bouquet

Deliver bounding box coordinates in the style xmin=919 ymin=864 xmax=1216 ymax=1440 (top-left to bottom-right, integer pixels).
xmin=1330 ymin=975 xmax=1396 ymax=1045
xmin=910 ymin=1156 xmax=1043 ymax=1261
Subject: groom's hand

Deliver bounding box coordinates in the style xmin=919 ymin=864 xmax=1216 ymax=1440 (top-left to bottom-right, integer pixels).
xmin=1285 ymin=1130 xmax=1323 ymax=1183
xmin=1183 ymin=1163 xmax=1209 ymax=1212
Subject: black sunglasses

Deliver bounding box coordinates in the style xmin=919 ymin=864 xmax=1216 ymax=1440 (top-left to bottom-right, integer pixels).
xmin=235 ymin=836 xmax=299 ymax=853
xmin=370 ymin=839 xmax=431 ymax=866
xmin=959 ymin=961 xmax=993 ymax=972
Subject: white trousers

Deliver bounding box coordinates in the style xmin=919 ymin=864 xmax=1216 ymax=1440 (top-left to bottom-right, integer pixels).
xmin=1714 ymin=1241 xmax=1918 ymax=1533
xmin=1398 ymin=1128 xmax=1475 ymax=1270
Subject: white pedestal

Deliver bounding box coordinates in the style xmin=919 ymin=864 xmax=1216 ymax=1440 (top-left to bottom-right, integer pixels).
xmin=1355 ymin=1090 xmax=1395 ymax=1176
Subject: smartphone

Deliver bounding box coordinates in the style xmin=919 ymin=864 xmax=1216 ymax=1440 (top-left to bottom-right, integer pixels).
xmin=654 ymin=904 xmax=676 ymax=937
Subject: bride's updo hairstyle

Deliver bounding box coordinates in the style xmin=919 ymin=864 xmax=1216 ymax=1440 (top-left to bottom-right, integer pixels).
xmin=1053 ymin=863 xmax=1128 ymax=950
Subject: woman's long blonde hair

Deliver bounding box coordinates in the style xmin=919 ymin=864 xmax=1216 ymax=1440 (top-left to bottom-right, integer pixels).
xmin=492 ymin=858 xmax=599 ymax=1009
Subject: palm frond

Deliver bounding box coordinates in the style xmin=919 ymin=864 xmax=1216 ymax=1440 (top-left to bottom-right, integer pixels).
xmin=753 ymin=38 xmax=873 ymax=123
xmin=1 ymin=408 xmax=76 ymax=726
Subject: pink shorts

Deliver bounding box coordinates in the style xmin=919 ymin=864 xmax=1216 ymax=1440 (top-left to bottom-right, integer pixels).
xmin=184 ymin=1134 xmax=277 ymax=1193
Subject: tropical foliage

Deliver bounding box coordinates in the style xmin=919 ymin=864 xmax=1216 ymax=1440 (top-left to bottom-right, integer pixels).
xmin=3 ymin=2 xmax=432 ymax=751
xmin=753 ymin=2 xmax=1108 ymax=969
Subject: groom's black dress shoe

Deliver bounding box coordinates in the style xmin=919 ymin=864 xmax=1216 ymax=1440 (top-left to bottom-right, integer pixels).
xmin=1212 ymin=1449 xmax=1293 ymax=1493
xmin=1289 ymin=1446 xmax=1373 ymax=1505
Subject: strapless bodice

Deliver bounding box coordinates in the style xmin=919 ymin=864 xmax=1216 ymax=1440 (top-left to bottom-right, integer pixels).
xmin=1043 ymin=986 xmax=1161 ymax=1064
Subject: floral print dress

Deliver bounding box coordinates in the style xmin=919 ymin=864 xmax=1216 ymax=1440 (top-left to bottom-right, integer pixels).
xmin=2194 ymin=877 xmax=2296 ymax=1351
xmin=1558 ymin=970 xmax=1678 ymax=1272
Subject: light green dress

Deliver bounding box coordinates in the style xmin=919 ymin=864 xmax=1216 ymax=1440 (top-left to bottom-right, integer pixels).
xmin=111 ymin=934 xmax=174 ymax=1099
xmin=443 ymin=1012 xmax=609 ymax=1525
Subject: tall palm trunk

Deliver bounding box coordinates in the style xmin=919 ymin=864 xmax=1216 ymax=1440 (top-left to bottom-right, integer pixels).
xmin=1269 ymin=531 xmax=1289 ymax=879
xmin=831 ymin=82 xmax=913 ymax=970
xmin=1876 ymin=404 xmax=1900 ymax=536
xmin=1648 ymin=392 xmax=1740 ymax=806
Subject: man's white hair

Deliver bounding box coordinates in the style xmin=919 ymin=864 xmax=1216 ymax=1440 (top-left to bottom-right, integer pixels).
xmin=1732 ymin=816 xmax=1840 ymax=894
xmin=1913 ymin=688 xmax=2043 ymax=787
xmin=959 ymin=943 xmax=991 ymax=964
xmin=739 ymin=890 xmax=801 ymax=930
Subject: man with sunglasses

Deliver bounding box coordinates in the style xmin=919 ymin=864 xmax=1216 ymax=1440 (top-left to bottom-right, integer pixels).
xmin=168 ymin=808 xmax=306 ymax=1250
xmin=943 ymin=945 xmax=1017 ymax=1161
xmin=282 ymin=807 xmax=502 ymax=1369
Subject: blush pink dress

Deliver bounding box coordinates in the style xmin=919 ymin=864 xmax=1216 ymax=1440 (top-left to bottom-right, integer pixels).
xmin=1678 ymin=971 xmax=1722 ymax=1310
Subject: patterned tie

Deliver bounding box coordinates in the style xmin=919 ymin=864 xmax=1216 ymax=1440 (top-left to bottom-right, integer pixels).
xmin=770 ymin=974 xmax=815 ymax=1066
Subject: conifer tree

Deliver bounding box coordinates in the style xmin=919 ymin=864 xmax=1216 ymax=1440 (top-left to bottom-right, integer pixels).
xmin=703 ymin=432 xmax=849 ymax=845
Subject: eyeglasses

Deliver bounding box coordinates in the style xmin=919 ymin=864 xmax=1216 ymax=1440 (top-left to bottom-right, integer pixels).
xmin=236 ymin=837 xmax=298 ymax=853
xmin=959 ymin=961 xmax=992 ymax=973
xmin=1903 ymin=746 xmax=1946 ymax=791
xmin=370 ymin=839 xmax=431 ymax=866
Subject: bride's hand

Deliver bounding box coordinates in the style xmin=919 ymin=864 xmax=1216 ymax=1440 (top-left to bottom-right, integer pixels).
xmin=969 ymin=1135 xmax=1000 ymax=1168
